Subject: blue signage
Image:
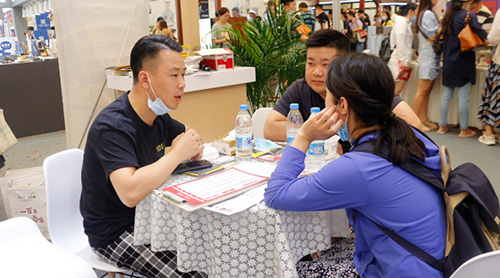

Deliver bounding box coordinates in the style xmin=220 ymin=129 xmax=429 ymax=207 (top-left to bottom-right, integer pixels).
xmin=0 ymin=41 xmax=12 ymax=56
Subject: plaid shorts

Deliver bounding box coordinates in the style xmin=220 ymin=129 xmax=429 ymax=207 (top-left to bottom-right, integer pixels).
xmin=93 ymin=227 xmax=207 ymax=278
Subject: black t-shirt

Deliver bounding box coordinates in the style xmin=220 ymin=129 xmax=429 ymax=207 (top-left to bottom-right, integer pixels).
xmin=274 ymin=78 xmax=403 ymax=119
xmin=317 ymin=12 xmax=330 ymax=29
xmin=80 ymin=93 xmax=185 ymax=248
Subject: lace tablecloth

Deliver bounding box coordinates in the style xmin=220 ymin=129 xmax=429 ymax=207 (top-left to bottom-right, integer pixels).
xmin=134 ymin=172 xmax=350 ymax=278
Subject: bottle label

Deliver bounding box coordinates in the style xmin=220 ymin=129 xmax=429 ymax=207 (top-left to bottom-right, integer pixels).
xmin=287 ymin=136 xmax=295 ymax=145
xmin=307 ymin=142 xmax=325 ymax=155
xmin=236 ymin=135 xmax=253 ymax=149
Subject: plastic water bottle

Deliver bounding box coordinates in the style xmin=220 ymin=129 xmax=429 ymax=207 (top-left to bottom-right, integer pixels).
xmin=235 ymin=104 xmax=253 ymax=159
xmin=286 ymin=103 xmax=304 ymax=145
xmin=306 ymin=107 xmax=325 ymax=172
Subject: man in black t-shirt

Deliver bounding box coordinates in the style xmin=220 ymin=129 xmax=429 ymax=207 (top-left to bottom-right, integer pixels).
xmin=264 ymin=30 xmax=422 ymax=142
xmin=315 ymin=4 xmax=330 ymax=29
xmin=81 ymin=36 xmax=206 ymax=278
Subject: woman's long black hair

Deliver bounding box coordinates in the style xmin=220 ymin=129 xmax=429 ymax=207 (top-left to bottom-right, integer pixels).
xmin=442 ymin=0 xmax=468 ymax=34
xmin=326 ymin=53 xmax=426 ymax=165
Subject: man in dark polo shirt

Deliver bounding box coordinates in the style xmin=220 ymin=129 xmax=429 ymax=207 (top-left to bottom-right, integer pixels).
xmin=264 ymin=29 xmax=422 ymax=142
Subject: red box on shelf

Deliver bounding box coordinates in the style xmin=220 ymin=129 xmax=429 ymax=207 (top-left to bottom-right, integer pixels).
xmin=198 ymin=48 xmax=234 ymax=71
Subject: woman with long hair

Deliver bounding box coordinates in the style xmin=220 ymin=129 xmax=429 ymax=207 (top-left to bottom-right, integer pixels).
xmin=413 ymin=0 xmax=441 ymax=131
xmin=211 ymin=7 xmax=233 ymax=48
xmin=438 ymin=0 xmax=487 ymax=137
xmin=264 ymin=53 xmax=446 ymax=277
xmin=153 ymin=20 xmax=175 ymax=40
xmin=477 ymin=10 xmax=500 ymax=145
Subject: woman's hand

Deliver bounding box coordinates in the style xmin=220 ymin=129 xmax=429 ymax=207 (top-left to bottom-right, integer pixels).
xmin=291 ymin=106 xmax=343 ymax=153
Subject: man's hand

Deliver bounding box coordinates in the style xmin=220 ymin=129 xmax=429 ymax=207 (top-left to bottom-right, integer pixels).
xmin=170 ymin=128 xmax=204 ymax=162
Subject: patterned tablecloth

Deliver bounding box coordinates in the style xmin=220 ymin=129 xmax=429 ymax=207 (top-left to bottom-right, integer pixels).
xmin=134 ymin=169 xmax=351 ymax=278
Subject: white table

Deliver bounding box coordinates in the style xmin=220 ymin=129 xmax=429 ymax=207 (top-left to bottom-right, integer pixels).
xmin=134 ymin=169 xmax=350 ymax=278
xmin=401 ymin=61 xmax=487 ymax=129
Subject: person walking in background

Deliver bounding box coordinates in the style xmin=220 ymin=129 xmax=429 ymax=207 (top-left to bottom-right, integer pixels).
xmin=153 ymin=20 xmax=175 ymax=40
xmin=347 ymin=11 xmax=365 ymax=53
xmin=470 ymin=0 xmax=494 ymax=32
xmin=282 ymin=0 xmax=297 ymax=13
xmin=382 ymin=11 xmax=394 ymax=26
xmin=299 ymin=2 xmax=315 ymax=35
xmin=413 ymin=0 xmax=441 ymax=132
xmin=478 ymin=9 xmax=500 ymax=145
xmin=315 ymin=4 xmax=330 ymax=30
xmin=247 ymin=10 xmax=257 ymax=22
xmin=231 ymin=7 xmax=240 ymax=18
xmin=212 ymin=7 xmax=233 ymax=48
xmin=387 ymin=3 xmax=418 ymax=96
xmin=357 ymin=9 xmax=371 ymax=27
xmin=151 ymin=17 xmax=164 ymax=35
xmin=438 ymin=0 xmax=488 ymax=137
xmin=341 ymin=12 xmax=352 ymax=36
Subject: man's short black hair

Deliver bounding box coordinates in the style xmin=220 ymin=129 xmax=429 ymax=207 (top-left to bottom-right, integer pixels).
xmin=347 ymin=11 xmax=355 ymax=17
xmin=357 ymin=9 xmax=364 ymax=14
xmin=401 ymin=3 xmax=418 ymax=16
xmin=299 ymin=2 xmax=308 ymax=9
xmin=130 ymin=35 xmax=182 ymax=83
xmin=281 ymin=0 xmax=295 ymax=6
xmin=383 ymin=6 xmax=392 ymax=12
xmin=315 ymin=4 xmax=323 ymax=10
xmin=305 ymin=30 xmax=350 ymax=54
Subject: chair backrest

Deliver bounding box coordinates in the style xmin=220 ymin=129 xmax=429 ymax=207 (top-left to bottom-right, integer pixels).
xmin=0 ymin=217 xmax=97 ymax=278
xmin=252 ymin=107 xmax=272 ymax=139
xmin=450 ymin=250 xmax=500 ymax=278
xmin=44 ymin=148 xmax=88 ymax=254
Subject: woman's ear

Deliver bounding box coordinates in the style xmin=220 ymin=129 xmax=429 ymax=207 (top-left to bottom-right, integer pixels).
xmin=338 ymin=97 xmax=349 ymax=115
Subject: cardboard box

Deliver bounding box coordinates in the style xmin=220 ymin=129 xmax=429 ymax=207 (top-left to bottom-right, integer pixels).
xmin=213 ymin=133 xmax=236 ymax=156
xmin=197 ymin=49 xmax=234 ymax=71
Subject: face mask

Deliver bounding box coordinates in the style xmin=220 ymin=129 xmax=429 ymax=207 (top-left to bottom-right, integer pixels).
xmin=382 ymin=16 xmax=388 ymax=21
xmin=146 ymin=73 xmax=172 ymax=116
xmin=410 ymin=16 xmax=416 ymax=23
xmin=247 ymin=15 xmax=254 ymax=22
xmin=337 ymin=100 xmax=350 ymax=142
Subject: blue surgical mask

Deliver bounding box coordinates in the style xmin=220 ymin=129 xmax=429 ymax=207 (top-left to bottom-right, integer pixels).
xmin=382 ymin=16 xmax=388 ymax=21
xmin=146 ymin=73 xmax=172 ymax=116
xmin=247 ymin=15 xmax=254 ymax=22
xmin=410 ymin=16 xmax=416 ymax=23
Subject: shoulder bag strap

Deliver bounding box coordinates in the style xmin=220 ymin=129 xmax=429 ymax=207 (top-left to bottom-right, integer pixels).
xmin=419 ymin=9 xmax=440 ymax=43
xmin=351 ymin=138 xmax=445 ymax=271
xmin=367 ymin=216 xmax=444 ymax=271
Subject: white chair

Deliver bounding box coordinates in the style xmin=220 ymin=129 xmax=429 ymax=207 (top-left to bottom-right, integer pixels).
xmin=252 ymin=107 xmax=272 ymax=139
xmin=44 ymin=148 xmax=128 ymax=278
xmin=0 ymin=216 xmax=97 ymax=278
xmin=450 ymin=250 xmax=500 ymax=278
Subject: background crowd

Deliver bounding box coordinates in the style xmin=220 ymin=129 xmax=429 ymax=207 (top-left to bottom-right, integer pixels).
xmin=205 ymin=0 xmax=500 ymax=147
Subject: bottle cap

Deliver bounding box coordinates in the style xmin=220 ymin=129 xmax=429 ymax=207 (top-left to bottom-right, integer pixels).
xmin=290 ymin=103 xmax=299 ymax=109
xmin=239 ymin=104 xmax=249 ymax=110
xmin=310 ymin=107 xmax=320 ymax=113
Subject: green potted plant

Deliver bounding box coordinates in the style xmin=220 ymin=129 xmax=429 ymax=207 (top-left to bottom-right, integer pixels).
xmin=222 ymin=4 xmax=306 ymax=112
